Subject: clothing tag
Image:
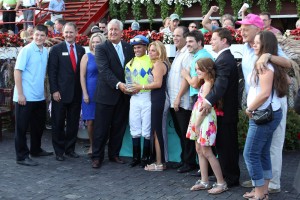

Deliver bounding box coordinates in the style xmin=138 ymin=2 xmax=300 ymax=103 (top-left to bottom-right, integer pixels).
xmin=62 ymin=52 xmax=69 ymax=56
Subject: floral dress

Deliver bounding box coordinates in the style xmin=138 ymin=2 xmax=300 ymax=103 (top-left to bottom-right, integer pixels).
xmin=186 ymin=86 xmax=217 ymax=146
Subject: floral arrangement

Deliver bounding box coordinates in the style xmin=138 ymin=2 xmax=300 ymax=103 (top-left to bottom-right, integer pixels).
xmin=0 ymin=33 xmax=89 ymax=47
xmin=203 ymin=27 xmax=243 ymax=45
xmin=284 ymin=28 xmax=300 ymax=40
xmin=121 ymin=28 xmax=163 ymax=43
xmin=162 ymin=32 xmax=174 ymax=44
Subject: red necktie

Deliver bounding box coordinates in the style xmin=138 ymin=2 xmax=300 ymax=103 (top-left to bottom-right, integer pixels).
xmin=70 ymin=44 xmax=76 ymax=72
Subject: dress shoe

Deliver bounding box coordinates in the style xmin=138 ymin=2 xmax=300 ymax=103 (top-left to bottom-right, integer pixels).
xmin=56 ymin=155 xmax=65 ymax=161
xmin=225 ymin=179 xmax=240 ymax=188
xmin=177 ymin=164 xmax=197 ymax=173
xmin=92 ymin=160 xmax=101 ymax=169
xmin=17 ymin=158 xmax=38 ymax=166
xmin=65 ymin=151 xmax=79 ymax=158
xmin=129 ymin=158 xmax=141 ymax=167
xmin=109 ymin=156 xmax=125 ymax=164
xmin=171 ymin=161 xmax=184 ymax=169
xmin=30 ymin=149 xmax=53 ymax=157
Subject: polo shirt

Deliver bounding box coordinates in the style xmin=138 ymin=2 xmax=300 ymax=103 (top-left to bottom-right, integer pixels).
xmin=13 ymin=42 xmax=48 ymax=102
xmin=189 ymin=48 xmax=214 ymax=96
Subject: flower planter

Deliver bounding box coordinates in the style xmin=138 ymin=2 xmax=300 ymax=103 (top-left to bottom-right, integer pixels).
xmin=164 ymin=44 xmax=176 ymax=58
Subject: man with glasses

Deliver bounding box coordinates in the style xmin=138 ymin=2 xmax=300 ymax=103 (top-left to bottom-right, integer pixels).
xmin=259 ymin=12 xmax=282 ymax=35
xmin=188 ymin=22 xmax=198 ymax=32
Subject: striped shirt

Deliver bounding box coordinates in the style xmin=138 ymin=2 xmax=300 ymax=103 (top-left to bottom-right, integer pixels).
xmin=167 ymin=45 xmax=193 ymax=110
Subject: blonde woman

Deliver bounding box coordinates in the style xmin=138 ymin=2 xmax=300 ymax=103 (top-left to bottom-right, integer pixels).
xmin=80 ymin=33 xmax=106 ymax=155
xmin=132 ymin=41 xmax=170 ymax=171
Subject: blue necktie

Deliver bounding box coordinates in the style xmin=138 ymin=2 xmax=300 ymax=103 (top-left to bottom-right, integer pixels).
xmin=116 ymin=44 xmax=124 ymax=67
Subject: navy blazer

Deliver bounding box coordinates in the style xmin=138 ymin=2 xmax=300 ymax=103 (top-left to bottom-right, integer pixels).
xmin=94 ymin=40 xmax=134 ymax=105
xmin=48 ymin=41 xmax=86 ymax=103
xmin=206 ymin=49 xmax=239 ymax=123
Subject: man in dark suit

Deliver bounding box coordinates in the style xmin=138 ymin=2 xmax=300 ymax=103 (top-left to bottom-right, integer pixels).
xmin=201 ymin=28 xmax=240 ymax=187
xmin=91 ymin=19 xmax=134 ymax=168
xmin=48 ymin=22 xmax=86 ymax=161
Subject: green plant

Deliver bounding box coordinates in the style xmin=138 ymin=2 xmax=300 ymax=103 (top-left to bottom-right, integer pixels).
xmin=146 ymin=0 xmax=155 ymax=29
xmin=109 ymin=0 xmax=119 ymax=19
xmin=216 ymin=0 xmax=226 ymax=15
xmin=119 ymin=1 xmax=128 ymax=22
xmin=174 ymin=3 xmax=183 ymax=18
xmin=285 ymin=109 xmax=300 ymax=150
xmin=231 ymin=0 xmax=243 ymax=17
xmin=257 ymin=0 xmax=268 ymax=12
xmin=160 ymin=0 xmax=170 ymax=20
xmin=201 ymin=0 xmax=210 ymax=16
xmin=132 ymin=1 xmax=142 ymax=21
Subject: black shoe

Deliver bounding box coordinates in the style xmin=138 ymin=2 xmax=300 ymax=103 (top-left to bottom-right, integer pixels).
xmin=226 ymin=179 xmax=240 ymax=188
xmin=65 ymin=151 xmax=79 ymax=158
xmin=56 ymin=155 xmax=65 ymax=161
xmin=171 ymin=161 xmax=184 ymax=169
xmin=31 ymin=149 xmax=53 ymax=157
xmin=129 ymin=159 xmax=141 ymax=167
xmin=177 ymin=164 xmax=197 ymax=173
xmin=16 ymin=158 xmax=38 ymax=166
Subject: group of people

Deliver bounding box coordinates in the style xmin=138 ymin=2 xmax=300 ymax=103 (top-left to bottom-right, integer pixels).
xmin=12 ymin=4 xmax=295 ymax=199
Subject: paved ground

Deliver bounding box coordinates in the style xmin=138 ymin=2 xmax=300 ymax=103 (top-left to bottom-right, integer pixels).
xmin=0 ymin=130 xmax=300 ymax=200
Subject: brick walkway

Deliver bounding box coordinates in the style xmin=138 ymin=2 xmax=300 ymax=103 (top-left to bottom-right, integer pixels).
xmin=0 ymin=130 xmax=299 ymax=200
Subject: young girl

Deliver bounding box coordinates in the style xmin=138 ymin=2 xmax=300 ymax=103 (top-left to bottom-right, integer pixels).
xmin=186 ymin=58 xmax=227 ymax=194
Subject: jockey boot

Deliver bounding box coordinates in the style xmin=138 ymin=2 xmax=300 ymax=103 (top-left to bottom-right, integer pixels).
xmin=129 ymin=138 xmax=141 ymax=167
xmin=140 ymin=139 xmax=150 ymax=168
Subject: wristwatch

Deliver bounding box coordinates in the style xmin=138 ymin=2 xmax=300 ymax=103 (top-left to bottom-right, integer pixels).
xmin=267 ymin=53 xmax=272 ymax=61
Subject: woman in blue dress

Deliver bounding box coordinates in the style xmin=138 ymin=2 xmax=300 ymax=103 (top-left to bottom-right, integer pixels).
xmin=80 ymin=33 xmax=106 ymax=155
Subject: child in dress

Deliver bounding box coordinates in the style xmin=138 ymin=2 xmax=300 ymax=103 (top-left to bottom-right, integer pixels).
xmin=186 ymin=58 xmax=227 ymax=194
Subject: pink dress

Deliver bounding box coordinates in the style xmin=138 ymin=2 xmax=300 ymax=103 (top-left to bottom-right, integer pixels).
xmin=186 ymin=86 xmax=217 ymax=146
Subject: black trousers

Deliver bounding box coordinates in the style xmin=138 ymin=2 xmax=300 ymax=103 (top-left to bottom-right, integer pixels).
xmin=3 ymin=9 xmax=16 ymax=32
xmin=51 ymin=100 xmax=81 ymax=156
xmin=92 ymin=95 xmax=129 ymax=162
xmin=170 ymin=107 xmax=196 ymax=166
xmin=14 ymin=101 xmax=46 ymax=161
xmin=216 ymin=117 xmax=240 ymax=184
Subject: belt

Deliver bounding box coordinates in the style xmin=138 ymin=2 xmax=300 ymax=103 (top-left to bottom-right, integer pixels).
xmin=23 ymin=5 xmax=34 ymax=8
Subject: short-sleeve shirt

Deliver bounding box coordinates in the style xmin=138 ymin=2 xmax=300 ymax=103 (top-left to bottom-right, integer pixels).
xmin=241 ymin=43 xmax=287 ymax=93
xmin=189 ymin=48 xmax=214 ymax=96
xmin=13 ymin=42 xmax=48 ymax=102
xmin=0 ymin=0 xmax=17 ymax=5
xmin=167 ymin=45 xmax=193 ymax=110
xmin=48 ymin=0 xmax=65 ymax=12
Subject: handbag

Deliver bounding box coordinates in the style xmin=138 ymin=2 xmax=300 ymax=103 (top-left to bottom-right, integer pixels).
xmin=252 ymin=86 xmax=274 ymax=125
xmin=294 ymin=88 xmax=300 ymax=115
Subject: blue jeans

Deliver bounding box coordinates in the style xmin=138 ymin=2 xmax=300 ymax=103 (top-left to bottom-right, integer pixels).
xmin=243 ymin=109 xmax=282 ymax=187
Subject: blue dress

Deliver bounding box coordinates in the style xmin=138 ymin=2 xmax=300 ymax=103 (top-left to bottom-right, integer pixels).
xmin=82 ymin=53 xmax=98 ymax=120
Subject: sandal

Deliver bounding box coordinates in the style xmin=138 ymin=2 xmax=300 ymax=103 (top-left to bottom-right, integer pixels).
xmin=248 ymin=195 xmax=268 ymax=200
xmin=208 ymin=182 xmax=228 ymax=195
xmin=243 ymin=189 xmax=269 ymax=200
xmin=144 ymin=163 xmax=164 ymax=171
xmin=243 ymin=188 xmax=255 ymax=199
xmin=190 ymin=180 xmax=212 ymax=191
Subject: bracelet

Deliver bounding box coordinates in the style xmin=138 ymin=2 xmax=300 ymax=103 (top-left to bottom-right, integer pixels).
xmin=142 ymin=85 xmax=145 ymax=90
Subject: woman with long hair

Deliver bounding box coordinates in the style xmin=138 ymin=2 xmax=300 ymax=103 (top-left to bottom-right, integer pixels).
xmin=243 ymin=31 xmax=289 ymax=200
xmin=80 ymin=33 xmax=106 ymax=155
xmin=132 ymin=41 xmax=170 ymax=171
